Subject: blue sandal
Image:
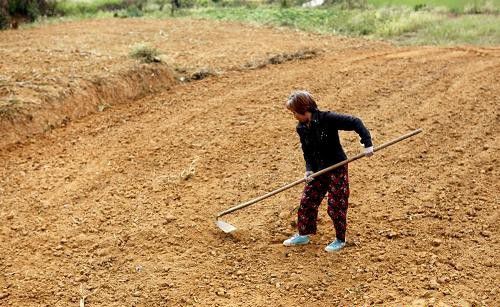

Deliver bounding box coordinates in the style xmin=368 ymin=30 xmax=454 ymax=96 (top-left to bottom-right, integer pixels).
xmin=283 ymin=234 xmax=310 ymax=246
xmin=325 ymin=239 xmax=346 ymax=252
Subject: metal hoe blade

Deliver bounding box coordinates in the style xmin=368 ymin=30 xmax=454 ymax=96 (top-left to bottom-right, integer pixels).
xmin=216 ymin=219 xmax=237 ymax=233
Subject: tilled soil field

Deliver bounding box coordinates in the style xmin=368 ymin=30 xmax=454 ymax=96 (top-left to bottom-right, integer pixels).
xmin=0 ymin=18 xmax=499 ymax=306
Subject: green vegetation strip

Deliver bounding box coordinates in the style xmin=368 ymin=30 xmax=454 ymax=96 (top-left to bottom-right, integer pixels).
xmin=367 ymin=0 xmax=500 ymax=14
xmin=171 ymin=6 xmax=500 ymax=45
xmin=30 ymin=1 xmax=500 ymax=46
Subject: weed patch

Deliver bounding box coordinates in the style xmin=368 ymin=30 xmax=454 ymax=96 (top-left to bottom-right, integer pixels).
xmin=0 ymin=98 xmax=25 ymax=121
xmin=129 ymin=43 xmax=162 ymax=63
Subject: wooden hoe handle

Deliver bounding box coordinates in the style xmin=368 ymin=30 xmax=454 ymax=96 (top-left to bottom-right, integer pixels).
xmin=216 ymin=128 xmax=422 ymax=218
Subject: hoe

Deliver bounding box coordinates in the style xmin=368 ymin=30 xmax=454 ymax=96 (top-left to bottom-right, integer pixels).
xmin=216 ymin=129 xmax=422 ymax=233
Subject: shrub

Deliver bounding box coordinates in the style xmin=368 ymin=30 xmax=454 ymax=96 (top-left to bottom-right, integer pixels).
xmin=126 ymin=4 xmax=143 ymax=16
xmin=0 ymin=0 xmax=10 ymax=29
xmin=414 ymin=4 xmax=426 ymax=11
xmin=0 ymin=13 xmax=8 ymax=29
xmin=0 ymin=0 xmax=56 ymax=29
xmin=8 ymin=0 xmax=43 ymax=21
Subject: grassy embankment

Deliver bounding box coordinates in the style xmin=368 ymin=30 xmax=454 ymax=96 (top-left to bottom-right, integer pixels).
xmin=26 ymin=0 xmax=500 ymax=46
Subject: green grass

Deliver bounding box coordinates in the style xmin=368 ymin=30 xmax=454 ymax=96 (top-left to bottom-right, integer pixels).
xmin=367 ymin=0 xmax=500 ymax=13
xmin=406 ymin=14 xmax=500 ymax=45
xmin=166 ymin=6 xmax=500 ymax=45
xmin=55 ymin=0 xmax=125 ymax=15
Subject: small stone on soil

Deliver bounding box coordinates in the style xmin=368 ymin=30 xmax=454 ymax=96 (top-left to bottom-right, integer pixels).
xmin=428 ymin=278 xmax=440 ymax=290
xmin=432 ymin=239 xmax=442 ymax=246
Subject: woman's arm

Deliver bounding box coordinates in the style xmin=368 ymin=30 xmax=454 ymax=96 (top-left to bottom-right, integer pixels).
xmin=297 ymin=127 xmax=315 ymax=171
xmin=326 ymin=112 xmax=373 ymax=148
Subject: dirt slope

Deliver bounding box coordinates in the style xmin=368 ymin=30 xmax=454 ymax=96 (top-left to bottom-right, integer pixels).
xmin=0 ymin=19 xmax=499 ymax=306
xmin=0 ymin=18 xmax=371 ymax=147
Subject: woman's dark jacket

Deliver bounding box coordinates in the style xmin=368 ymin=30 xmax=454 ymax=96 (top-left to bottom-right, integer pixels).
xmin=297 ymin=110 xmax=372 ymax=172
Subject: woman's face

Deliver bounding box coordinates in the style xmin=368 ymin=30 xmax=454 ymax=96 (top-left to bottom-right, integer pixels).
xmin=291 ymin=110 xmax=310 ymax=123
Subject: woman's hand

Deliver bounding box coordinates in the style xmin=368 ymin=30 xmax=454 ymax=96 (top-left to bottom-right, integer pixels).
xmin=304 ymin=171 xmax=314 ymax=183
xmin=364 ymin=146 xmax=374 ymax=157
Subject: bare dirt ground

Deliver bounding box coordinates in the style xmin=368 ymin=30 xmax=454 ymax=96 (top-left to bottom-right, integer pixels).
xmin=0 ymin=18 xmax=499 ymax=306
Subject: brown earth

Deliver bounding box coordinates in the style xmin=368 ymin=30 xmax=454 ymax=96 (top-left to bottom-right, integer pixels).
xmin=0 ymin=18 xmax=499 ymax=307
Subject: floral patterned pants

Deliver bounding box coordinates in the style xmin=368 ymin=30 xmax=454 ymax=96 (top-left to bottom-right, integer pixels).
xmin=297 ymin=164 xmax=349 ymax=241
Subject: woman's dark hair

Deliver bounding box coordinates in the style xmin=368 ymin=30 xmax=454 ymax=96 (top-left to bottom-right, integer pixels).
xmin=285 ymin=90 xmax=318 ymax=115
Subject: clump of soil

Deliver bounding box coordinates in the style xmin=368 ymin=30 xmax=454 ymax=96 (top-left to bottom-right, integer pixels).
xmin=243 ymin=49 xmax=320 ymax=69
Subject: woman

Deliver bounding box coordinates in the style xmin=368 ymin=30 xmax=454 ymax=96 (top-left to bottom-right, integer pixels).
xmin=284 ymin=90 xmax=373 ymax=252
